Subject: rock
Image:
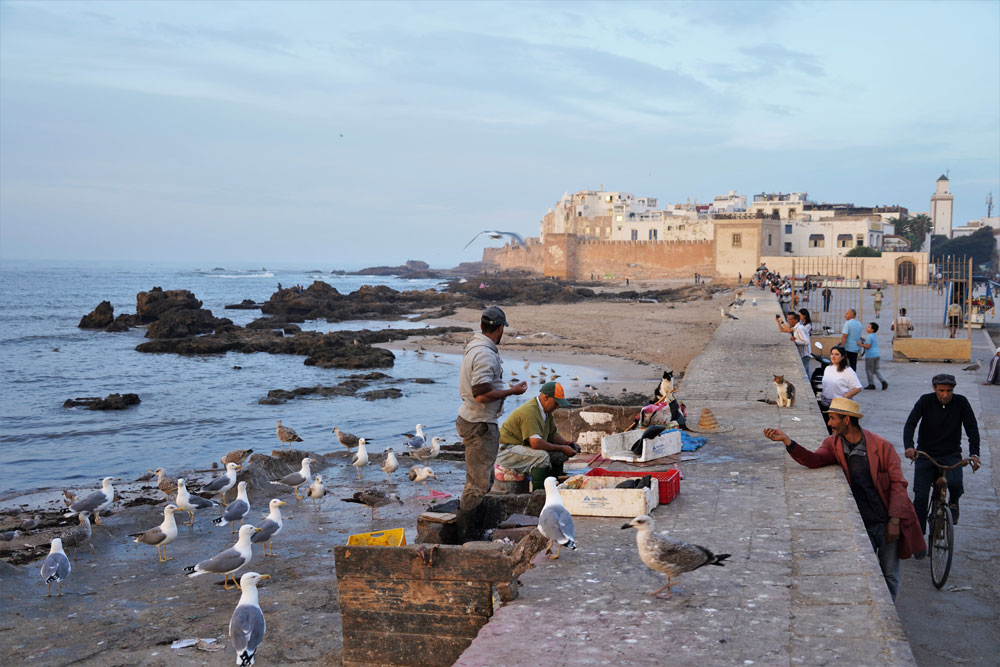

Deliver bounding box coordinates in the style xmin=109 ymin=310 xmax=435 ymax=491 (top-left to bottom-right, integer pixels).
xmin=145 ymin=309 xmax=233 ymax=339
xmin=63 ymin=393 xmax=141 ymax=410
xmin=78 ymin=301 xmax=114 ymax=329
xmin=224 ymin=299 xmax=262 ymax=310
xmin=135 ymin=287 xmax=202 ymax=322
xmin=361 ymin=388 xmax=403 ymax=400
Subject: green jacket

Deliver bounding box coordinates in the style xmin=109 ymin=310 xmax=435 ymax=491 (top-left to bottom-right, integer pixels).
xmin=499 ymin=398 xmax=557 ymax=447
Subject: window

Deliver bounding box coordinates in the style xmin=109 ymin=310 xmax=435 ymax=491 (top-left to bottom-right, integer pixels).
xmin=649 ymin=229 xmax=658 ymax=240
xmin=616 ymin=215 xmax=623 ymax=222
xmin=809 ymin=234 xmax=825 ymax=248
xmin=856 ymin=234 xmax=864 ymax=247
xmin=732 ymin=233 xmax=742 ymax=248
xmin=631 ymin=229 xmax=638 ymax=241
xmin=785 ymin=224 xmax=792 ymax=234
xmin=837 ymin=234 xmax=853 ymax=248
xmin=605 ymin=227 xmax=610 ymax=237
xmin=784 ymin=242 xmax=793 ymax=253
xmin=667 ymin=226 xmax=672 ymax=231
xmin=789 ymin=208 xmax=796 ymax=216
xmin=768 ymin=234 xmax=772 ymax=246
xmin=577 ymin=211 xmax=582 ymax=217
xmin=585 ymin=227 xmax=590 ymax=236
xmin=678 ymin=224 xmax=685 ymax=230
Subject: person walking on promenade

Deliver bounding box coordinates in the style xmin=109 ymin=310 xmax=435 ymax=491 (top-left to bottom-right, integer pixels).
xmin=456 ymin=306 xmax=528 ymax=534
xmin=859 ymin=322 xmax=888 ymax=391
xmin=903 ymin=374 xmax=981 ymax=532
xmin=821 ymin=286 xmax=833 ymax=312
xmin=946 ymin=301 xmax=963 ymax=338
xmin=891 ymin=307 xmax=913 ymax=340
xmin=764 ymin=398 xmax=925 ymax=602
xmin=873 ymin=289 xmax=883 ymax=318
xmin=839 ymin=308 xmax=863 ymax=371
xmin=984 ymin=346 xmax=1000 ymax=385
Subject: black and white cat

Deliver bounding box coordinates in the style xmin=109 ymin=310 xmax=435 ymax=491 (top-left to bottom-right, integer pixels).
xmin=652 ymin=369 xmax=674 ymax=403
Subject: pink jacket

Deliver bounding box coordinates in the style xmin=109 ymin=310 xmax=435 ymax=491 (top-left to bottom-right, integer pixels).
xmin=788 ymin=429 xmax=926 ymax=559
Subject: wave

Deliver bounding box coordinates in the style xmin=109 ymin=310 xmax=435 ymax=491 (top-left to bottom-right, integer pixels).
xmin=208 ymin=272 xmax=276 ymax=279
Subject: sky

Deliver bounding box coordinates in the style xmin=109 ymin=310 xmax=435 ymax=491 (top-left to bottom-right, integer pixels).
xmin=1 ymin=0 xmax=998 ymax=268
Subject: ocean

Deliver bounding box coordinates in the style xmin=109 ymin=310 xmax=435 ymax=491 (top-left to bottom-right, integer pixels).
xmin=0 ymin=260 xmax=601 ymax=495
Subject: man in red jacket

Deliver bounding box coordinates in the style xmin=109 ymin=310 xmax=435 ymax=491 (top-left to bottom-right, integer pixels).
xmin=764 ymin=398 xmax=925 ymax=602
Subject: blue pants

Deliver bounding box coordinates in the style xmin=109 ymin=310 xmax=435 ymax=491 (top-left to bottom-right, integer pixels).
xmin=912 ymin=452 xmax=964 ymax=534
xmin=866 ymin=522 xmax=900 ymax=602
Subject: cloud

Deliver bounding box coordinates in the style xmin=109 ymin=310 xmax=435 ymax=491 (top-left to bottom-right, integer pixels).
xmin=704 ymin=43 xmax=824 ymax=83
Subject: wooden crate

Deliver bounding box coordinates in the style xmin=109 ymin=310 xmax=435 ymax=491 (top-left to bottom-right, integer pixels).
xmin=335 ymin=544 xmax=517 ymax=666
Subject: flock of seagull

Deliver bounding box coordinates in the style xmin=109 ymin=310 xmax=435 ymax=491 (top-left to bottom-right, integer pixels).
xmin=33 ymin=419 xmax=452 ymax=665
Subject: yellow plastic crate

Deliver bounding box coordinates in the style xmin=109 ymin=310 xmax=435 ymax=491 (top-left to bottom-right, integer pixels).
xmin=347 ymin=528 xmax=406 ymax=547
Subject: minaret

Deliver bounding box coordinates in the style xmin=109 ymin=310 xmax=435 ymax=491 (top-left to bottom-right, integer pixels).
xmin=930 ymin=174 xmax=954 ymax=238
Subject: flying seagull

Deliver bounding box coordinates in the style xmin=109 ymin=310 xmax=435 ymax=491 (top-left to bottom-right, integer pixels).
xmin=622 ymin=515 xmax=730 ymax=599
xmin=463 ymin=230 xmax=526 ymax=249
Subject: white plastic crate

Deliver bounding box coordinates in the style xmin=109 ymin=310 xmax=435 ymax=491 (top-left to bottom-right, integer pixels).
xmin=557 ymin=476 xmax=659 ymax=517
xmin=601 ymin=428 xmax=682 ymax=463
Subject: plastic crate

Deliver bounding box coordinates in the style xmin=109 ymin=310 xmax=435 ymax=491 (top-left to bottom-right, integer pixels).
xmin=347 ymin=528 xmax=406 ymax=547
xmin=585 ymin=468 xmax=681 ymax=505
xmin=557 ymin=476 xmax=659 ymax=517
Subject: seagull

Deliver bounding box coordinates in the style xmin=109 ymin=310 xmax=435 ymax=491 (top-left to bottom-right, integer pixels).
xmin=381 ymin=448 xmax=399 ymax=484
xmin=184 ymin=524 xmax=260 ymax=591
xmin=752 ymin=297 xmax=758 ymax=308
xmin=408 ymin=465 xmax=436 ymax=496
xmin=214 ymin=481 xmax=251 ymax=533
xmin=19 ymin=514 xmax=41 ymax=532
xmin=275 ymin=420 xmax=303 ymax=449
xmin=67 ymin=476 xmax=119 ymax=525
xmin=621 ymin=515 xmax=730 ymax=599
xmin=251 ymin=499 xmax=286 ymax=557
xmin=306 ymin=475 xmax=326 ymax=511
xmin=962 ymin=358 xmax=983 ymax=372
xmin=333 ymin=426 xmax=364 ymax=450
xmin=463 ymin=230 xmax=526 ymax=249
xmin=40 ymin=538 xmax=71 ymax=597
xmin=403 ymin=424 xmax=427 ymax=450
xmin=131 ymin=504 xmax=180 ymax=562
xmin=230 ymin=572 xmax=270 ymax=667
xmin=270 ymin=457 xmax=314 ymax=500
xmin=341 ymin=488 xmax=403 ymax=520
xmin=410 ymin=437 xmax=443 ymax=461
xmin=176 ymin=478 xmax=219 ymax=526
xmin=61 ymin=511 xmax=93 ymax=561
xmin=221 ymin=449 xmax=254 ymax=466
xmin=150 ymin=468 xmax=178 ymax=497
xmin=1 ymin=529 xmax=23 ymax=541
xmin=352 ymin=440 xmax=369 ymax=480
xmin=200 ymin=462 xmax=241 ymax=506
xmin=720 ymin=307 xmax=738 ymax=320
xmin=538 ymin=477 xmax=576 ymax=560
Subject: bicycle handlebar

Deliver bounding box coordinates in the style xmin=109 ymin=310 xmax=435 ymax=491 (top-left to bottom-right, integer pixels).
xmin=911 ymin=450 xmax=972 ymax=470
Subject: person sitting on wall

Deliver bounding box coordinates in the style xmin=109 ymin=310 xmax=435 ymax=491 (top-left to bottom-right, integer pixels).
xmin=891 ymin=307 xmax=914 ymax=339
xmin=495 ymin=382 xmax=580 ymax=488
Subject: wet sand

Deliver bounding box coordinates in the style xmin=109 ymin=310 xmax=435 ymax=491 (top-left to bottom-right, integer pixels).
xmin=0 ymin=287 xmax=732 ymax=665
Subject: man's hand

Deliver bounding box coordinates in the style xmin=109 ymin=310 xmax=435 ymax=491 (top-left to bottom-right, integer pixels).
xmin=887 ymin=518 xmax=900 ymax=543
xmin=763 ymin=428 xmax=791 ymax=446
xmin=904 ymin=447 xmax=916 ymax=461
xmin=561 ymin=445 xmax=577 ymax=457
xmin=508 ymin=381 xmax=528 ymax=396
xmin=970 ymin=455 xmax=981 ymax=472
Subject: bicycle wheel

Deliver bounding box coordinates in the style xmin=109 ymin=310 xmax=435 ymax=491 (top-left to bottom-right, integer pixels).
xmin=929 ymin=504 xmax=954 ymax=589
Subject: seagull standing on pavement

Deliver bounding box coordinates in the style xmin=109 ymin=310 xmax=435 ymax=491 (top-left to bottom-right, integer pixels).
xmin=200 ymin=462 xmax=241 ymax=506
xmin=538 ymin=477 xmax=576 ymax=559
xmin=66 ymin=477 xmax=119 ymax=525
xmin=40 ymin=538 xmax=71 ymax=597
xmin=720 ymin=307 xmax=739 ymax=320
xmin=962 ymin=358 xmax=982 ymax=372
xmin=230 ymin=572 xmax=270 ymax=666
xmin=270 ymin=458 xmax=314 ymax=500
xmin=213 ymin=481 xmax=251 ymax=533
xmin=381 ymin=448 xmax=399 ymax=484
xmin=352 ymin=440 xmax=369 ymax=480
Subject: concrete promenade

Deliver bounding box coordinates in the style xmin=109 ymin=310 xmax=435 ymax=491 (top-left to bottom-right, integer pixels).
xmin=458 ymin=296 xmax=918 ymax=666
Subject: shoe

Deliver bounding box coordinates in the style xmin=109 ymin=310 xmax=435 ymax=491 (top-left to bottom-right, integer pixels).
xmin=949 ymin=501 xmax=959 ymax=525
xmin=881 ymin=380 xmax=888 ymax=390
xmin=864 ymin=385 xmax=877 ymax=390
xmin=913 ymin=549 xmax=927 ymax=560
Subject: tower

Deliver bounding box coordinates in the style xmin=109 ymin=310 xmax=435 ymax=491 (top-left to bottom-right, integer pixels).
xmin=930 ymin=174 xmax=954 ymax=238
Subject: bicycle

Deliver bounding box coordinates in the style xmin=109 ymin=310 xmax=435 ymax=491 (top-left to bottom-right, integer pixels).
xmin=912 ymin=451 xmax=973 ymax=589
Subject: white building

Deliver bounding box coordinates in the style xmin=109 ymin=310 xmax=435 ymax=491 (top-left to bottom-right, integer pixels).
xmin=930 ymin=174 xmax=954 ymax=237
xmin=709 ymin=190 xmax=747 ymax=214
xmin=777 ymin=216 xmax=885 ymax=257
xmin=748 ymin=192 xmax=813 ymax=220
xmin=951 ymin=216 xmax=999 ymax=238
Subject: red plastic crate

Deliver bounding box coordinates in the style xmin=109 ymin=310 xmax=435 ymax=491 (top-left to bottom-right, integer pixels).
xmin=585 ymin=468 xmax=680 ymax=505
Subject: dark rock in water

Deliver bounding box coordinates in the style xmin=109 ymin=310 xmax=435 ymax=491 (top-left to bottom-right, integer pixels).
xmin=260 ymin=280 xmax=456 ymax=323
xmin=135 ymin=287 xmax=202 ymax=322
xmin=145 ymin=308 xmax=233 ymax=339
xmin=283 ymin=324 xmax=301 ymax=334
xmin=104 ymin=314 xmax=136 ymax=332
xmin=78 ymin=301 xmax=114 ymax=329
xmin=412 ymin=378 xmax=435 ymax=384
xmin=361 ymin=388 xmax=403 ymax=400
xmin=63 ymin=393 xmax=141 ymax=410
xmin=347 ymin=372 xmax=391 ymax=381
xmin=224 ymin=299 xmax=261 ymax=310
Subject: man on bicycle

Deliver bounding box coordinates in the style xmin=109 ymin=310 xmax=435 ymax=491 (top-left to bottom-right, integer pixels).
xmin=903 ymin=374 xmax=982 ymax=532
xmin=764 ymin=398 xmax=924 ymax=602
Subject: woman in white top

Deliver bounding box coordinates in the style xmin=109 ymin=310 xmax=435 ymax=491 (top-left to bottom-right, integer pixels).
xmin=820 ymin=346 xmax=862 ymax=409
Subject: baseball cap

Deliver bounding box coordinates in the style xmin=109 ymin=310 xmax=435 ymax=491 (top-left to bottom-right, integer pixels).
xmin=931 ymin=373 xmax=956 ymax=387
xmin=481 ymin=306 xmax=508 ymax=327
xmin=540 ymin=381 xmax=570 ymax=407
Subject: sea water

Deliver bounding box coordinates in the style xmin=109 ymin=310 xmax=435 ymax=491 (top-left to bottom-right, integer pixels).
xmin=0 ymin=260 xmax=602 ymax=495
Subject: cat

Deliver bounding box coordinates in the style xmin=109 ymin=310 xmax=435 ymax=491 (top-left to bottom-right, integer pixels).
xmin=652 ymin=370 xmax=674 ymax=403
xmin=774 ymin=374 xmax=795 ymax=407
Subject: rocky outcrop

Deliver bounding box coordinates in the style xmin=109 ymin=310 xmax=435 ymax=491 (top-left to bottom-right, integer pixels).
xmin=260 ymin=281 xmax=458 ymax=323
xmin=352 ymin=259 xmax=439 ymax=278
xmin=63 ymin=393 xmax=141 ymax=410
xmin=78 ymin=301 xmax=115 ymax=329
xmin=224 ymin=299 xmax=262 ymax=310
xmin=135 ymin=287 xmax=202 ymax=321
xmin=145 ymin=308 xmax=233 ymax=339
